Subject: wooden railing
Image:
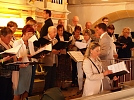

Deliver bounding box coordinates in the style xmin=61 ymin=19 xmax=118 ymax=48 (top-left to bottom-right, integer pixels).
xmin=103 ymin=58 xmax=134 ymax=83
xmin=51 ymin=0 xmax=63 ymax=4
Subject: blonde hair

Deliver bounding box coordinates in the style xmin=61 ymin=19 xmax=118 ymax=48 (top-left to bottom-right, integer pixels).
xmin=121 ymin=27 xmax=131 ymax=36
xmin=84 ymin=42 xmax=100 ymax=58
xmin=26 ymin=19 xmax=37 ymax=26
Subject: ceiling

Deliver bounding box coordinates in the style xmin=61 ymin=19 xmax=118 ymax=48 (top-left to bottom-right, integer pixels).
xmin=67 ymin=0 xmax=134 ymax=5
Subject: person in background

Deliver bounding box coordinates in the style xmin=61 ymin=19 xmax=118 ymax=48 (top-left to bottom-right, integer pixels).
xmin=0 ymin=27 xmax=15 ymax=100
xmin=83 ymin=22 xmax=95 ymax=35
xmin=13 ymin=25 xmax=35 ymax=100
xmin=7 ymin=21 xmax=18 ymax=46
xmin=107 ymin=24 xmax=118 ymax=59
xmin=117 ymin=27 xmax=133 ymax=58
xmin=55 ymin=25 xmax=72 ymax=90
xmin=26 ymin=19 xmax=40 ymax=39
xmin=58 ymin=19 xmax=72 ymax=37
xmin=26 ymin=17 xmax=33 ymax=24
xmin=82 ymin=42 xmax=115 ymax=97
xmin=102 ymin=17 xmax=109 ymax=26
xmin=40 ymin=9 xmax=53 ymax=37
xmin=95 ymin=23 xmax=114 ymax=70
xmin=69 ymin=26 xmax=84 ymax=87
xmin=76 ymin=30 xmax=92 ymax=94
xmin=41 ymin=26 xmax=59 ymax=91
xmin=58 ymin=19 xmax=65 ymax=26
xmin=26 ymin=19 xmax=40 ymax=96
xmin=67 ymin=16 xmax=83 ymax=34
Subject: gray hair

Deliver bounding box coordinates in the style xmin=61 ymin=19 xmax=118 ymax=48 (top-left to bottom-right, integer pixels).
xmin=48 ymin=26 xmax=57 ymax=34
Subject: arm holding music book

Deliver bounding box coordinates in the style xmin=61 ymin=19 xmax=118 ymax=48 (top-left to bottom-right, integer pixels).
xmin=107 ymin=61 xmax=129 ymax=79
xmin=67 ymin=51 xmax=84 ymax=62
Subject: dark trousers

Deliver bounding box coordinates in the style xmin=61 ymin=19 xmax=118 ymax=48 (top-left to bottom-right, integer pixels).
xmin=44 ymin=64 xmax=56 ymax=91
xmin=29 ymin=65 xmax=36 ymax=96
xmin=71 ymin=59 xmax=78 ymax=85
xmin=0 ymin=77 xmax=13 ymax=100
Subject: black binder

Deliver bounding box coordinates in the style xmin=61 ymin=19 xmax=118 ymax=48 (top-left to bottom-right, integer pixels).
xmin=52 ymin=41 xmax=71 ymax=50
xmin=107 ymin=70 xmax=128 ymax=79
xmin=34 ymin=38 xmax=51 ymax=47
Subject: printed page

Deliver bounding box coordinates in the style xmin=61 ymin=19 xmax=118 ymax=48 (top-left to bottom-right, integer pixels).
xmin=28 ymin=35 xmax=38 ymax=42
xmin=108 ymin=61 xmax=129 ymax=73
xmin=68 ymin=51 xmax=84 ymax=62
xmin=32 ymin=43 xmax=52 ymax=57
xmin=75 ymin=41 xmax=87 ymax=49
xmin=0 ymin=44 xmax=22 ymax=55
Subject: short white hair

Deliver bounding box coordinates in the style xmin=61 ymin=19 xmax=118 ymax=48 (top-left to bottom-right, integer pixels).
xmin=48 ymin=26 xmax=57 ymax=34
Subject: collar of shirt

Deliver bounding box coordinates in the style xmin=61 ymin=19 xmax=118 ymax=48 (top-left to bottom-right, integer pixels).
xmin=100 ymin=32 xmax=107 ymax=39
xmin=48 ymin=34 xmax=56 ymax=41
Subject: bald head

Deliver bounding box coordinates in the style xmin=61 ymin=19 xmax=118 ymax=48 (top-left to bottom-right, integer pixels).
xmin=72 ymin=16 xmax=79 ymax=26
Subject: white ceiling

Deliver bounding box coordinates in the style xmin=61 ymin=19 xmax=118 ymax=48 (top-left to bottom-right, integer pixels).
xmin=68 ymin=0 xmax=134 ymax=4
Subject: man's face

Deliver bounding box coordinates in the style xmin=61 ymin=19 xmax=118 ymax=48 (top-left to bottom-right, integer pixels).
xmin=86 ymin=22 xmax=91 ymax=29
xmin=72 ymin=19 xmax=78 ymax=26
xmin=95 ymin=27 xmax=103 ymax=37
xmin=58 ymin=20 xmax=64 ymax=26
xmin=43 ymin=11 xmax=48 ymax=19
xmin=103 ymin=19 xmax=109 ymax=25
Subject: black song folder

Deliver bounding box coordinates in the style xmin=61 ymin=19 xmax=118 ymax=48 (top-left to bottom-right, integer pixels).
xmin=107 ymin=70 xmax=128 ymax=79
xmin=34 ymin=38 xmax=51 ymax=47
xmin=52 ymin=41 xmax=71 ymax=50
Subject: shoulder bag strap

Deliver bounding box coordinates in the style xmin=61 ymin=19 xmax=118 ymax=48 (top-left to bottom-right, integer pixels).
xmin=88 ymin=57 xmax=100 ymax=74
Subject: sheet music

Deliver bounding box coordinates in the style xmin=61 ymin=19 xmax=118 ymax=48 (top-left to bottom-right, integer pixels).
xmin=67 ymin=51 xmax=84 ymax=62
xmin=108 ymin=61 xmax=129 ymax=73
xmin=32 ymin=43 xmax=52 ymax=56
xmin=0 ymin=44 xmax=22 ymax=55
xmin=28 ymin=35 xmax=38 ymax=42
xmin=75 ymin=41 xmax=87 ymax=49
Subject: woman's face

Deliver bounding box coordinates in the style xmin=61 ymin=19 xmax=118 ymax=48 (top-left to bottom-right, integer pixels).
xmin=84 ymin=33 xmax=90 ymax=41
xmin=90 ymin=46 xmax=100 ymax=58
xmin=23 ymin=32 xmax=34 ymax=40
xmin=123 ymin=30 xmax=130 ymax=37
xmin=1 ymin=33 xmax=13 ymax=45
xmin=57 ymin=27 xmax=63 ymax=36
xmin=74 ymin=30 xmax=80 ymax=39
xmin=32 ymin=24 xmax=38 ymax=31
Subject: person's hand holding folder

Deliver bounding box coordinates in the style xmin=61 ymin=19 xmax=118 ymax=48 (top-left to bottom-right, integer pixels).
xmin=52 ymin=49 xmax=60 ymax=54
xmin=0 ymin=56 xmax=14 ymax=63
xmin=103 ymin=70 xmax=113 ymax=76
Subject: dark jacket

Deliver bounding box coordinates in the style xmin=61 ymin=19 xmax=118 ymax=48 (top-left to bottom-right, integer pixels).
xmin=40 ymin=18 xmax=53 ymax=38
xmin=56 ymin=31 xmax=71 ymax=42
xmin=117 ymin=36 xmax=133 ymax=58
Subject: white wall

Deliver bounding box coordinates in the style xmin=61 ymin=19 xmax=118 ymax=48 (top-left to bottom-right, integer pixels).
xmin=0 ymin=0 xmax=26 ymax=4
xmin=67 ymin=2 xmax=134 ymax=28
xmin=112 ymin=18 xmax=134 ymax=35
